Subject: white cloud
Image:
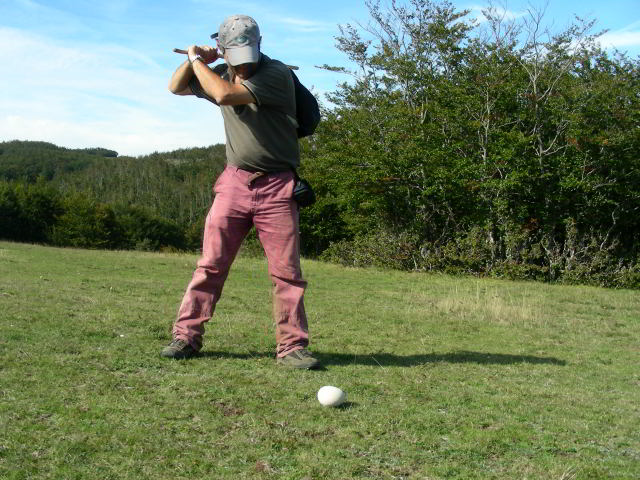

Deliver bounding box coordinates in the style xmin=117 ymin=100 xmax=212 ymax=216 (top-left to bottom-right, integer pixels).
xmin=0 ymin=27 xmax=225 ymax=156
xmin=465 ymin=4 xmax=525 ymax=24
xmin=277 ymin=16 xmax=334 ymax=32
xmin=598 ymin=30 xmax=640 ymax=49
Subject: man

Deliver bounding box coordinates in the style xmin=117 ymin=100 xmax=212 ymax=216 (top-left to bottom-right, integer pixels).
xmin=161 ymin=14 xmax=319 ymax=369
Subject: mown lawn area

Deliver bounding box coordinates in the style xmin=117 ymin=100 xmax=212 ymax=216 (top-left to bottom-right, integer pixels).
xmin=0 ymin=241 xmax=638 ymax=479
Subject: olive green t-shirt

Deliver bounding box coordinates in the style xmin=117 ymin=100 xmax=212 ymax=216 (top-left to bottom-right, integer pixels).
xmin=189 ymin=54 xmax=299 ymax=172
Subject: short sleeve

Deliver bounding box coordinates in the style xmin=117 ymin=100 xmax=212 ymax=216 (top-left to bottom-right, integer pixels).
xmin=242 ymin=60 xmax=295 ymax=116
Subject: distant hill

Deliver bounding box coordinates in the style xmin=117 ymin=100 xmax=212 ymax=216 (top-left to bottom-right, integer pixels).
xmin=0 ymin=140 xmax=119 ymax=181
xmin=0 ymin=140 xmax=227 ymax=226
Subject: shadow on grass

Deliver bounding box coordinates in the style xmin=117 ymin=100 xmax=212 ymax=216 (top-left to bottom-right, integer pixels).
xmin=316 ymin=351 xmax=566 ymax=367
xmin=196 ymin=350 xmax=566 ymax=367
xmin=196 ymin=351 xmax=273 ymax=360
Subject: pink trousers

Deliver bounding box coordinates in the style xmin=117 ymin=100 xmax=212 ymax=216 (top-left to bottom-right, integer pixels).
xmin=172 ymin=166 xmax=309 ymax=357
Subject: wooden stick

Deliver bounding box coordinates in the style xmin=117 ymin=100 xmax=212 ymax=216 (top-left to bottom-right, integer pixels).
xmin=172 ymin=48 xmax=299 ymax=70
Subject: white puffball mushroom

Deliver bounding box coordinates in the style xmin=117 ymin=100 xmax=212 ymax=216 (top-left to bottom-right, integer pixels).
xmin=317 ymin=385 xmax=347 ymax=407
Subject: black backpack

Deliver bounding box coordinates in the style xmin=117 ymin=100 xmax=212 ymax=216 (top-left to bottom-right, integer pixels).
xmin=290 ymin=69 xmax=320 ymax=138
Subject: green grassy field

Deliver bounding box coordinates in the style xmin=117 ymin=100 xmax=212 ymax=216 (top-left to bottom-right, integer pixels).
xmin=0 ymin=241 xmax=638 ymax=479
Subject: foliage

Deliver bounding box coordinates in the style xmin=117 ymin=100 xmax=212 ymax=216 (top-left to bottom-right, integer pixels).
xmin=0 ymin=142 xmax=225 ymax=252
xmin=303 ymin=0 xmax=640 ymax=288
xmin=113 ymin=205 xmax=187 ymax=251
xmin=50 ymin=192 xmax=126 ymax=249
xmin=53 ymin=144 xmax=226 ymax=227
xmin=0 ymin=181 xmax=187 ymax=251
xmin=321 ymin=228 xmax=420 ymax=270
xmin=0 ymin=179 xmax=63 ymax=243
xmin=0 ymin=140 xmax=114 ymax=181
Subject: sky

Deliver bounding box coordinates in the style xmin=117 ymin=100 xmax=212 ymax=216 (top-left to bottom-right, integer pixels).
xmin=1 ymin=0 xmax=639 ymax=157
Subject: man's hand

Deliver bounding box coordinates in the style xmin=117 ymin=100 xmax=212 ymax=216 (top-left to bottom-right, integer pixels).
xmin=173 ymin=44 xmax=254 ymax=105
xmin=187 ymin=45 xmax=219 ymax=64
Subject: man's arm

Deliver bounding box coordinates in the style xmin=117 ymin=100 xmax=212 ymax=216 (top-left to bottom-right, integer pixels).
xmin=188 ymin=42 xmax=255 ymax=106
xmin=168 ymin=45 xmax=218 ymax=96
xmin=168 ymin=45 xmax=256 ymax=106
xmin=168 ymin=60 xmax=195 ymax=96
xmin=191 ymin=60 xmax=255 ymax=106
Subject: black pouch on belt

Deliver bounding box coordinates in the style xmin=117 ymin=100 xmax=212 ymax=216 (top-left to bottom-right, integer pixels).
xmin=292 ymin=171 xmax=316 ymax=208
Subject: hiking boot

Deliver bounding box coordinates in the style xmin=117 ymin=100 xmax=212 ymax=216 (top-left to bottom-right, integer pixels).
xmin=277 ymin=348 xmax=320 ymax=369
xmin=161 ymin=339 xmax=198 ymax=359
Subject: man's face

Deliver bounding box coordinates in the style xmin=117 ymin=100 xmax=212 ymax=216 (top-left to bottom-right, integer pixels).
xmin=218 ymin=38 xmax=260 ymax=80
xmin=227 ymin=60 xmax=258 ymax=80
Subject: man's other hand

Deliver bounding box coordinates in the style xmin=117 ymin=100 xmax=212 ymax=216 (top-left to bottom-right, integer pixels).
xmin=188 ymin=45 xmax=219 ymax=64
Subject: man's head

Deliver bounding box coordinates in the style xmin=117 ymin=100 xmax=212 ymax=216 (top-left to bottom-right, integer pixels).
xmin=212 ymin=15 xmax=261 ymax=67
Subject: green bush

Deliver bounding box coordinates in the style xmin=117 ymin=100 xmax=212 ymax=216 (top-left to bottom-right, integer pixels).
xmin=0 ymin=180 xmax=62 ymax=243
xmin=299 ymin=197 xmax=348 ymax=258
xmin=321 ymin=229 xmax=419 ymax=270
xmin=51 ymin=194 xmax=125 ymax=249
xmin=116 ymin=205 xmax=186 ymax=251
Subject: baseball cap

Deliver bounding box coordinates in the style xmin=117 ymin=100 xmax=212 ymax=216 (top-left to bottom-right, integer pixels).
xmin=211 ymin=15 xmax=261 ymax=66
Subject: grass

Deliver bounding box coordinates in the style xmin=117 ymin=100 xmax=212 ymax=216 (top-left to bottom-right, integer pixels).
xmin=0 ymin=240 xmax=638 ymax=479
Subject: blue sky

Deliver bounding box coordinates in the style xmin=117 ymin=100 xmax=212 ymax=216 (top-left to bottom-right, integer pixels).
xmin=1 ymin=0 xmax=639 ymax=156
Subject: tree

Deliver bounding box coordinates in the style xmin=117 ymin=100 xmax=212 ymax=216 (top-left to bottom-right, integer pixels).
xmin=309 ymin=0 xmax=640 ymax=287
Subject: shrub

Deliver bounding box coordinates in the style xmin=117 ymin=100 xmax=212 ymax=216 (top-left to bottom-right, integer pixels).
xmin=116 ymin=205 xmax=186 ymax=251
xmin=51 ymin=194 xmax=125 ymax=249
xmin=321 ymin=229 xmax=419 ymax=270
